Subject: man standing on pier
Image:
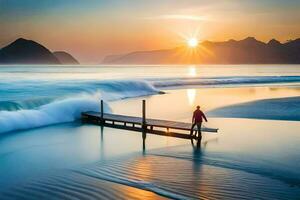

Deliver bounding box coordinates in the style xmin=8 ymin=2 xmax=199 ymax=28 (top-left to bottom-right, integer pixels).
xmin=191 ymin=105 xmax=208 ymax=141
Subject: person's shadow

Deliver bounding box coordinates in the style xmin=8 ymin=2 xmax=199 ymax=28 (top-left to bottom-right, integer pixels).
xmin=190 ymin=137 xmax=219 ymax=162
xmin=190 ymin=137 xmax=204 ymax=189
xmin=191 ymin=137 xmax=201 ymax=150
xmin=191 ymin=137 xmax=219 ymax=150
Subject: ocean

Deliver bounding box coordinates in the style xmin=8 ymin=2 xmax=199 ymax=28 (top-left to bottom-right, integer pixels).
xmin=0 ymin=65 xmax=300 ymax=199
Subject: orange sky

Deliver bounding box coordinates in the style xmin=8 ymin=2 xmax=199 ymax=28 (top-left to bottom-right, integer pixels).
xmin=0 ymin=0 xmax=300 ymax=63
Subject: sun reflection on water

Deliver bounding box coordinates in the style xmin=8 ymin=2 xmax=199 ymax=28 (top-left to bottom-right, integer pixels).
xmin=187 ymin=89 xmax=196 ymax=106
xmin=188 ymin=65 xmax=197 ymax=77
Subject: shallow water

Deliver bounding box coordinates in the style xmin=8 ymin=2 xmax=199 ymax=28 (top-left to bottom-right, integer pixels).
xmin=1 ymin=65 xmax=300 ymax=199
xmin=1 ymin=117 xmax=300 ymax=199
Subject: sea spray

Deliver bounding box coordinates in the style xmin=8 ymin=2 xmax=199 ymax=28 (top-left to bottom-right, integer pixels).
xmin=98 ymin=79 xmax=162 ymax=101
xmin=0 ymin=98 xmax=53 ymax=111
xmin=0 ymin=79 xmax=163 ymax=134
xmin=0 ymin=79 xmax=161 ymax=103
xmin=0 ymin=95 xmax=111 ymax=134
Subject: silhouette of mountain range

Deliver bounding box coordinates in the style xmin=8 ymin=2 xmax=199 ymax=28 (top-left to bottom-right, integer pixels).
xmin=0 ymin=38 xmax=79 ymax=64
xmin=103 ymin=37 xmax=300 ymax=64
xmin=1 ymin=37 xmax=299 ymax=65
xmin=53 ymin=51 xmax=79 ymax=65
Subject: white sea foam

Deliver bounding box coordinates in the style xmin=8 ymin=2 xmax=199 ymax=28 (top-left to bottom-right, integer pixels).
xmin=0 ymin=80 xmax=161 ymax=134
xmin=0 ymin=95 xmax=108 ymax=134
xmin=151 ymin=76 xmax=300 ymax=88
xmin=1 ymin=76 xmax=300 ymax=134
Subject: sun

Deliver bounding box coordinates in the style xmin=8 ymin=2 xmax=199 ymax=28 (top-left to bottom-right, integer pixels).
xmin=187 ymin=38 xmax=199 ymax=48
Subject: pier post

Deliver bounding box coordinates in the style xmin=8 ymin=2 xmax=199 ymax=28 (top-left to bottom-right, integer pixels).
xmin=142 ymin=100 xmax=147 ymax=152
xmin=142 ymin=130 xmax=146 ymax=152
xmin=142 ymin=100 xmax=146 ymax=129
xmin=100 ymin=125 xmax=104 ymax=159
xmin=100 ymin=100 xmax=104 ymax=124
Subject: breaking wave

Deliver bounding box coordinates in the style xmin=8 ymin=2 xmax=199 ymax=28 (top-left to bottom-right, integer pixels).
xmin=0 ymin=80 xmax=160 ymax=134
xmin=151 ymin=75 xmax=300 ymax=88
xmin=1 ymin=76 xmax=300 ymax=134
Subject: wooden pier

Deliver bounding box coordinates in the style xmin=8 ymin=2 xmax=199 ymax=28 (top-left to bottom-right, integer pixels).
xmin=81 ymin=100 xmax=218 ymax=141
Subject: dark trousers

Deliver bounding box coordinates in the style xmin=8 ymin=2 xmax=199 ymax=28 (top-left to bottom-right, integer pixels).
xmin=190 ymin=122 xmax=202 ymax=140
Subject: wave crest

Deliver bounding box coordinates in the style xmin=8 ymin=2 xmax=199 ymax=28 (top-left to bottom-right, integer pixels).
xmin=0 ymin=95 xmax=109 ymax=134
xmin=0 ymin=80 xmax=162 ymax=134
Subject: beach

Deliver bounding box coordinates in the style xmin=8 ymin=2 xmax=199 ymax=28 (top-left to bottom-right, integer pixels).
xmin=0 ymin=65 xmax=300 ymax=199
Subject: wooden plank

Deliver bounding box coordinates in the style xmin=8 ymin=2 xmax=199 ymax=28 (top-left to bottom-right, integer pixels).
xmin=82 ymin=119 xmax=199 ymax=140
xmin=83 ymin=112 xmax=142 ymax=124
xmin=82 ymin=112 xmax=218 ymax=133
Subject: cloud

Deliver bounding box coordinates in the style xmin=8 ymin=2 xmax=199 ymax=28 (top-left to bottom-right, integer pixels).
xmin=144 ymin=14 xmax=209 ymax=21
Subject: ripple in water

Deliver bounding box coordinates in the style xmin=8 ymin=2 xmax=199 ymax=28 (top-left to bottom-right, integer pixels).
xmin=1 ymin=147 xmax=300 ymax=200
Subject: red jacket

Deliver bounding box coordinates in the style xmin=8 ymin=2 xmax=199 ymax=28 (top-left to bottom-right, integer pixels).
xmin=193 ymin=110 xmax=207 ymax=123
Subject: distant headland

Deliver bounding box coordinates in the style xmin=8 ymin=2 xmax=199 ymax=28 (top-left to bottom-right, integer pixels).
xmin=103 ymin=37 xmax=300 ymax=64
xmin=0 ymin=38 xmax=79 ymax=65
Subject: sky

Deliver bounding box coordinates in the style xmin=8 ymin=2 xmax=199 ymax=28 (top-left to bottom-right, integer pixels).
xmin=1 ymin=0 xmax=300 ymax=63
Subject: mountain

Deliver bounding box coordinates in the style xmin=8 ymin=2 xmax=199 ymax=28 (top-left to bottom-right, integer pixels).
xmin=0 ymin=38 xmax=60 ymax=64
xmin=0 ymin=38 xmax=79 ymax=65
xmin=53 ymin=51 xmax=79 ymax=64
xmin=102 ymin=37 xmax=300 ymax=64
xmin=102 ymin=49 xmax=179 ymax=64
xmin=102 ymin=54 xmax=128 ymax=63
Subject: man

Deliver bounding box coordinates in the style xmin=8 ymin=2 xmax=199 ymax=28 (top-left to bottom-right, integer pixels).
xmin=190 ymin=105 xmax=208 ymax=141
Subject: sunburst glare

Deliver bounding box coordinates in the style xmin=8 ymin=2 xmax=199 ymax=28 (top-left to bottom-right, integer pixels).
xmin=187 ymin=38 xmax=199 ymax=48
